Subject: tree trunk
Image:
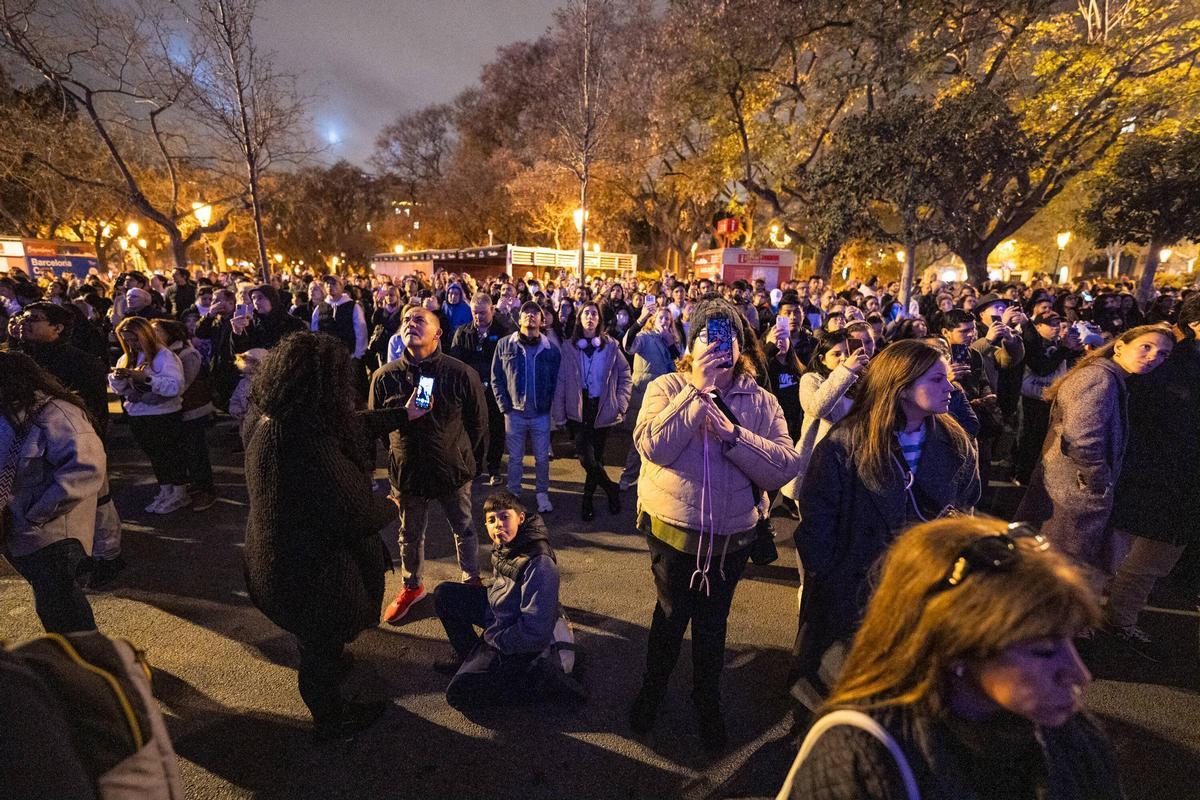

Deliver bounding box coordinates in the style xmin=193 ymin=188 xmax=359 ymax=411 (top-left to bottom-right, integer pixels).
xmin=962 ymin=250 xmax=990 ymax=286
xmin=169 ymin=229 xmax=189 ymax=270
xmin=899 ymin=242 xmax=917 ymax=310
xmin=248 ymin=158 xmax=270 ymax=282
xmin=814 ymin=245 xmax=837 ymax=280
xmin=1136 ymin=240 xmax=1162 ymax=309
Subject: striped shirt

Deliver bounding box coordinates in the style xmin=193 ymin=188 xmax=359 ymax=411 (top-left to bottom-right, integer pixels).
xmin=896 ymin=427 xmax=926 ymax=475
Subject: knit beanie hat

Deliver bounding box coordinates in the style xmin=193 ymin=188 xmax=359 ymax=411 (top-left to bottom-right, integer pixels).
xmin=686 ymin=297 xmax=748 ymax=353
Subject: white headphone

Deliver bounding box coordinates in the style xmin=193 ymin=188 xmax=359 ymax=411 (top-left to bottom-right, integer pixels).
xmin=577 ymin=336 xmax=602 ymax=349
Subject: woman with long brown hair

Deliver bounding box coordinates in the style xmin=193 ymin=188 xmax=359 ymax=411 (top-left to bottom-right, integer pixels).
xmin=792 ymin=340 xmax=979 ymax=695
xmin=1016 ymin=324 xmax=1174 ymax=590
xmin=110 ymin=317 xmax=187 ymax=515
xmin=779 ymin=517 xmax=1122 ymax=799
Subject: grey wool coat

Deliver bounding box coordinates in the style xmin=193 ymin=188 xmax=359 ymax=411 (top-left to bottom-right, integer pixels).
xmin=1017 ymin=358 xmax=1129 ymax=571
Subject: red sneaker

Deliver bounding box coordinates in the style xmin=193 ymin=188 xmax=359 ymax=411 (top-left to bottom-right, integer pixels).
xmin=383 ymin=585 xmax=426 ymax=625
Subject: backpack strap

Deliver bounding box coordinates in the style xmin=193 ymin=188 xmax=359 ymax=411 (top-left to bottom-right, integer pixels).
xmin=777 ymin=709 xmax=920 ymax=800
xmin=1 ymin=399 xmax=51 ymax=513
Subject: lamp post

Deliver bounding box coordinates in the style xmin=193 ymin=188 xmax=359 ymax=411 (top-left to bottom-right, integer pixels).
xmin=1054 ymin=230 xmax=1071 ymax=274
xmin=574 ymin=207 xmax=589 ymax=282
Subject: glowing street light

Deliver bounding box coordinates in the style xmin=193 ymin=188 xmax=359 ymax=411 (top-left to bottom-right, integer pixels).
xmin=192 ymin=203 xmax=213 ymax=227
xmin=592 ymin=243 xmax=601 ymax=253
xmin=126 ymin=221 xmax=140 ymax=239
xmin=393 ymin=244 xmax=405 ymax=254
xmin=137 ymin=238 xmax=147 ymax=249
xmin=896 ymin=249 xmax=906 ymax=263
xmin=273 ymin=253 xmax=284 ymax=264
xmin=1054 ymin=230 xmax=1072 ymax=273
xmin=1158 ymin=247 xmax=1173 ymax=264
xmin=226 ymin=258 xmax=234 ymax=267
xmin=573 ymin=207 xmax=588 ymax=232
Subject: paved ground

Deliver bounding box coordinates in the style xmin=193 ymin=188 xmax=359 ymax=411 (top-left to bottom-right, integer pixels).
xmin=3 ymin=419 xmax=1199 ymax=799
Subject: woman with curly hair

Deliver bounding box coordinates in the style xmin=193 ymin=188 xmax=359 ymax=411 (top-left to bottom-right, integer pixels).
xmin=242 ymin=332 xmax=408 ymax=741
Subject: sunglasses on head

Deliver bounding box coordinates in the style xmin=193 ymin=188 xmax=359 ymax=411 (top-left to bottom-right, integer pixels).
xmin=926 ymin=522 xmax=1048 ymax=597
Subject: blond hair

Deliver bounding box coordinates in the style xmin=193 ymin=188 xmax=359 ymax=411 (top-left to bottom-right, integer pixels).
xmin=827 ymin=516 xmax=1100 ymax=714
xmin=115 ymin=316 xmax=163 ymax=364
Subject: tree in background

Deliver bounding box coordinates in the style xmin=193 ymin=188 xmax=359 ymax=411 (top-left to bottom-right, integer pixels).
xmin=1081 ymin=125 xmax=1200 ymax=304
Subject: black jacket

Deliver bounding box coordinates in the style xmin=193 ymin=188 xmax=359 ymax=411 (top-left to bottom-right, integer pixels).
xmin=13 ymin=339 xmax=110 ymax=437
xmin=448 ymin=318 xmax=512 ymax=389
xmin=368 ymin=349 xmax=489 ymax=497
xmin=794 ymin=420 xmax=979 ymax=669
xmin=232 ymin=306 xmax=306 ymax=353
xmin=788 ymin=705 xmax=1123 ymax=800
xmin=1111 ymin=340 xmax=1200 ymax=546
xmin=243 ymin=418 xmax=395 ymax=643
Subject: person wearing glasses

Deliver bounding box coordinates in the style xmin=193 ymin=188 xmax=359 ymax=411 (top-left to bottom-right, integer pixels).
xmin=778 ymin=516 xmax=1123 ymax=800
xmin=792 ymin=340 xmax=979 ymax=698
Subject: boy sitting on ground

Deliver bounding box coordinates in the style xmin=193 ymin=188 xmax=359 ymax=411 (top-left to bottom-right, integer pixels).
xmin=432 ymin=490 xmax=577 ymax=709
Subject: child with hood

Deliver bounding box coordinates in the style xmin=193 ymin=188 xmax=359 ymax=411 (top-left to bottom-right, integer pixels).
xmin=432 ymin=490 xmax=580 ymax=709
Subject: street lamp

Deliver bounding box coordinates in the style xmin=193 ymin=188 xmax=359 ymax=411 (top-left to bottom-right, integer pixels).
xmin=573 ymin=208 xmax=588 ymax=232
xmin=273 ymin=253 xmax=284 ymax=265
xmin=1053 ymin=230 xmax=1071 ymax=273
xmin=393 ymin=244 xmax=405 ymax=254
xmin=896 ymin=249 xmax=906 ymax=263
xmin=192 ymin=203 xmax=212 ymax=227
xmin=1158 ymin=247 xmax=1173 ymax=264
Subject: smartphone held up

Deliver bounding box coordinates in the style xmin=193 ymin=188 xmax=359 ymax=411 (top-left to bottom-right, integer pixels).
xmin=706 ymin=318 xmax=734 ymax=368
xmin=415 ymin=375 xmax=435 ymax=410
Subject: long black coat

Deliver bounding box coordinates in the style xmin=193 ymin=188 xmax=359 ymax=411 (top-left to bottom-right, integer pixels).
xmin=1111 ymin=341 xmax=1200 ymax=546
xmin=793 ymin=419 xmax=979 ymax=670
xmin=243 ymin=419 xmax=395 ymax=643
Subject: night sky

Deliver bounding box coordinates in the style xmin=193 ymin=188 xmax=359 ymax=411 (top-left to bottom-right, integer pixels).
xmin=256 ymin=0 xmax=564 ymax=167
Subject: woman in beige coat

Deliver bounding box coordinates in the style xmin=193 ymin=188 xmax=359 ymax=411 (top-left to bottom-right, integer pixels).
xmin=552 ymin=301 xmax=632 ymax=521
xmin=629 ymin=298 xmax=801 ymax=753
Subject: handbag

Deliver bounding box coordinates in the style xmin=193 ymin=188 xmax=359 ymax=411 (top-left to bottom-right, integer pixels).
xmin=777 ymin=709 xmax=920 ymax=800
xmin=709 ymin=394 xmax=778 ymax=565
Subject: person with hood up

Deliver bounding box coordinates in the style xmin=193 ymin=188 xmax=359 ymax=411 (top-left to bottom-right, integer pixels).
xmin=432 ymin=490 xmax=572 ymax=709
xmin=231 ymin=284 xmax=307 ymax=353
xmin=442 ymin=282 xmax=473 ymax=333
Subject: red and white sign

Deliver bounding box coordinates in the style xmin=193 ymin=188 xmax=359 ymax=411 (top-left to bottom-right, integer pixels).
xmin=692 ymin=248 xmax=796 ymax=289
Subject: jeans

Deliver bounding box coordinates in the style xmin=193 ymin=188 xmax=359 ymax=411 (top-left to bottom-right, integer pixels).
xmin=296 ymin=635 xmax=347 ymax=725
xmin=182 ymin=415 xmax=214 ymax=493
xmin=505 ymin=413 xmax=551 ymax=495
xmin=433 ymin=580 xmax=491 ymax=657
xmin=396 ymin=482 xmax=480 ymax=589
xmin=640 ymin=533 xmax=750 ymax=710
xmin=6 ymin=538 xmax=96 ymax=633
xmin=1106 ymin=535 xmax=1187 ymax=629
xmin=128 ymin=412 xmax=188 ymax=485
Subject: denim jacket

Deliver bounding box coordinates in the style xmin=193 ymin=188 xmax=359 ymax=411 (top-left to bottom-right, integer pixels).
xmin=490 ymin=333 xmax=561 ymax=416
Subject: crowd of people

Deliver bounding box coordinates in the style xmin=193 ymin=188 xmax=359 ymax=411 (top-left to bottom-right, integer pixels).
xmin=3 ymin=258 xmax=1198 ymax=795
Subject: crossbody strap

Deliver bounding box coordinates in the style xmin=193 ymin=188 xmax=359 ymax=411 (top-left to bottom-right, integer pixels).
xmin=0 ymin=400 xmax=50 ymax=512
xmin=777 ymin=709 xmax=920 ymax=800
xmin=709 ymin=393 xmax=763 ymax=504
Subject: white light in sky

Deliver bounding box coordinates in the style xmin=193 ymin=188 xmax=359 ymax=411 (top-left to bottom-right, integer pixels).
xmin=327 ymin=129 xmax=341 ymax=145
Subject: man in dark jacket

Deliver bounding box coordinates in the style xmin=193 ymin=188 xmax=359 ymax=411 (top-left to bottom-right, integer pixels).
xmin=448 ymin=292 xmax=511 ymax=483
xmin=165 ymin=268 xmax=196 ymax=318
xmin=7 ymin=302 xmax=109 ymax=435
xmin=1107 ymin=296 xmax=1200 ymax=658
xmin=195 ymin=288 xmax=239 ymax=410
xmin=432 ymin=490 xmax=575 ymax=709
xmin=369 ymin=306 xmax=489 ymax=625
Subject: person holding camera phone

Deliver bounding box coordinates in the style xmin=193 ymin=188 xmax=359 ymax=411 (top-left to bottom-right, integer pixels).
xmin=629 ymin=298 xmax=800 ymax=753
xmin=369 ymin=306 xmax=490 ymax=626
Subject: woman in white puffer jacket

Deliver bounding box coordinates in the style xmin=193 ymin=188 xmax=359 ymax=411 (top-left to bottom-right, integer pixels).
xmin=109 ymin=317 xmax=189 ymax=514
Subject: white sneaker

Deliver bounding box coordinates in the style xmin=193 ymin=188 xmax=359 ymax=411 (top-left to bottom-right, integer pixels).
xmin=153 ymin=485 xmax=192 ymax=514
xmin=145 ymin=486 xmax=170 ymax=514
xmin=536 ymin=493 xmax=554 ymax=514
